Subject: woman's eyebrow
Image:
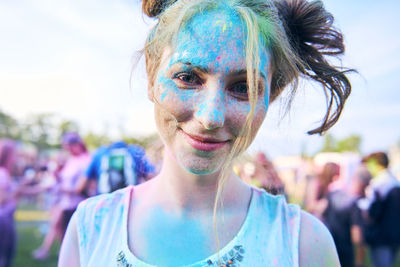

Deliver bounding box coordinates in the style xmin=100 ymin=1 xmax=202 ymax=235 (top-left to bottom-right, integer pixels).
xmin=170 ymin=60 xmax=266 ymax=79
xmin=170 ymin=61 xmax=210 ymax=74
xmin=231 ymin=69 xmax=267 ymax=80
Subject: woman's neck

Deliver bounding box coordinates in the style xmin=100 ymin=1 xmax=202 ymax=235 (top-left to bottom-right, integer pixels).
xmin=150 ymin=151 xmax=249 ymax=215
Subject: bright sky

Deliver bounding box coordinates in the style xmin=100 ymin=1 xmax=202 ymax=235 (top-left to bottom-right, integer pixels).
xmin=1 ymin=0 xmax=399 ymax=158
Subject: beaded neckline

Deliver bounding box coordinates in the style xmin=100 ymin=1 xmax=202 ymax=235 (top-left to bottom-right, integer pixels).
xmin=116 ymin=244 xmax=245 ymax=267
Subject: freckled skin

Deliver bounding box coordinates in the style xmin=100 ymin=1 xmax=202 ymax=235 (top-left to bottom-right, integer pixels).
xmin=153 ymin=8 xmax=270 ymax=175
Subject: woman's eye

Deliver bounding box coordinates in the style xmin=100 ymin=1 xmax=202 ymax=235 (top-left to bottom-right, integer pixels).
xmin=230 ymin=82 xmax=249 ymax=100
xmin=174 ymin=72 xmax=201 ymax=85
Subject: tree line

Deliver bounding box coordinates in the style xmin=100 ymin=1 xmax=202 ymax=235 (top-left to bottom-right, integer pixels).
xmin=0 ymin=109 xmax=157 ymax=152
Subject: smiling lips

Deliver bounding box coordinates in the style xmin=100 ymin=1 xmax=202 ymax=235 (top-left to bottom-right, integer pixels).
xmin=182 ymin=131 xmax=229 ymax=151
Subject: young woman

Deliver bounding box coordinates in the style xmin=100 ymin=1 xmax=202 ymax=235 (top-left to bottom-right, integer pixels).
xmin=59 ymin=0 xmax=352 ymax=266
xmin=306 ymin=162 xmax=340 ymax=220
xmin=34 ymin=133 xmax=91 ymax=260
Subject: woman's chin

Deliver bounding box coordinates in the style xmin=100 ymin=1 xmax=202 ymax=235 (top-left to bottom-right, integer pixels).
xmin=183 ymin=166 xmax=217 ymax=176
xmin=177 ymin=153 xmax=224 ymax=176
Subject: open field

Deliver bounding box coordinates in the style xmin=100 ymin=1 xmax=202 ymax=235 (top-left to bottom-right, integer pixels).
xmin=14 ymin=222 xmax=59 ymax=267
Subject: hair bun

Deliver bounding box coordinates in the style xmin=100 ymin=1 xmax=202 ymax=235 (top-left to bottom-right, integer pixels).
xmin=275 ymin=0 xmax=344 ymax=60
xmin=142 ymin=0 xmax=175 ymax=17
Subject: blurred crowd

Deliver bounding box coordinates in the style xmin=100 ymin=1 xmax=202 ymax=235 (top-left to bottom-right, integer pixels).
xmin=0 ymin=133 xmax=156 ymax=267
xmin=1 ymin=133 xmax=400 ymax=267
xmin=234 ymin=150 xmax=400 ymax=267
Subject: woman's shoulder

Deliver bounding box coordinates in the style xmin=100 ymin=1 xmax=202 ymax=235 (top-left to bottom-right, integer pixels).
xmin=74 ymin=186 xmax=133 ymax=252
xmin=299 ymin=210 xmax=340 ymax=266
xmin=252 ymin=187 xmax=301 ymax=239
xmin=253 ymin=188 xmax=339 ymax=266
xmin=253 ymin=187 xmax=300 ymax=218
xmin=246 ymin=187 xmax=301 ymax=265
xmin=76 ymin=186 xmax=132 ymax=222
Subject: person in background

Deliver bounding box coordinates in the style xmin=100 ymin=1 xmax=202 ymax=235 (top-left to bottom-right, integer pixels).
xmin=351 ymin=166 xmax=372 ymax=267
xmin=58 ymin=133 xmax=91 ymax=236
xmin=323 ymin=165 xmax=372 ymax=267
xmin=306 ymin=162 xmax=340 ymax=220
xmin=0 ymin=139 xmax=17 ymax=267
xmin=19 ymin=162 xmax=62 ymax=260
xmin=82 ymin=140 xmax=155 ymax=195
xmin=32 ymin=132 xmax=91 ymax=260
xmin=254 ymin=152 xmax=285 ymax=195
xmin=241 ymin=152 xmax=285 ymax=195
xmin=360 ymin=152 xmax=400 ymax=267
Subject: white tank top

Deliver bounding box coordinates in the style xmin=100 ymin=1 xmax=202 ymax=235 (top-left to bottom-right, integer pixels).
xmin=76 ymin=186 xmax=300 ymax=267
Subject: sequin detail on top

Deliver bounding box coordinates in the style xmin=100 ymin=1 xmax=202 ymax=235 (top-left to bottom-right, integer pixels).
xmin=116 ymin=245 xmax=245 ymax=267
xmin=117 ymin=251 xmax=132 ymax=267
xmin=205 ymin=245 xmax=245 ymax=267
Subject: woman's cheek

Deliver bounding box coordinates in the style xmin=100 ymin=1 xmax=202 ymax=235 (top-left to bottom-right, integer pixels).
xmin=250 ymin=100 xmax=268 ymax=139
xmin=156 ymin=77 xmax=195 ymax=119
xmin=254 ymin=98 xmax=268 ymax=123
xmin=227 ymin=99 xmax=267 ymax=138
xmin=226 ymin=100 xmax=251 ymax=136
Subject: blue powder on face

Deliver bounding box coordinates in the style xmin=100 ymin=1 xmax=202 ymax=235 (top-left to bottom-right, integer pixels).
xmin=194 ymin=88 xmax=226 ymax=129
xmin=153 ymin=6 xmax=271 ymax=175
xmin=170 ymin=7 xmax=270 ymax=105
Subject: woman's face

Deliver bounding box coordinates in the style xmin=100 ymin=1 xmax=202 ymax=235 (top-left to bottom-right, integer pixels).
xmin=151 ymin=8 xmax=270 ymax=175
xmin=63 ymin=143 xmax=83 ymax=156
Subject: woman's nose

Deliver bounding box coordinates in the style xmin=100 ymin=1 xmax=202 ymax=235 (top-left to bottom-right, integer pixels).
xmin=194 ymin=89 xmax=225 ymax=130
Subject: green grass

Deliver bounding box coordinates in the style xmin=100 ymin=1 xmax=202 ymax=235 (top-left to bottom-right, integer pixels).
xmin=14 ymin=223 xmax=59 ymax=267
